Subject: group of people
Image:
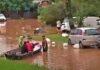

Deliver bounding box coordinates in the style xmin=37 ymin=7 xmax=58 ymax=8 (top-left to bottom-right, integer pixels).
xmin=18 ymin=35 xmax=48 ymax=54
xmin=18 ymin=35 xmax=34 ymax=54
xmin=56 ymin=20 xmax=70 ymax=33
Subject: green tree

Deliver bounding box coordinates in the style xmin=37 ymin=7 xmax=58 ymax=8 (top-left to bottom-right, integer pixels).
xmin=72 ymin=0 xmax=100 ymax=26
xmin=38 ymin=0 xmax=100 ymax=27
xmin=0 ymin=0 xmax=32 ymax=12
xmin=38 ymin=0 xmax=75 ymax=27
xmin=38 ymin=1 xmax=66 ymax=26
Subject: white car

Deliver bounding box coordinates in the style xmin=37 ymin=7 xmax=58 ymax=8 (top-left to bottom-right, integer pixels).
xmin=0 ymin=14 xmax=7 ymax=34
xmin=68 ymin=27 xmax=100 ymax=48
xmin=0 ymin=14 xmax=6 ymax=22
xmin=60 ymin=18 xmax=70 ymax=33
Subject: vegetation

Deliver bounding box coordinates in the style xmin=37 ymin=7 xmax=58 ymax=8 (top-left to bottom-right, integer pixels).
xmin=38 ymin=0 xmax=100 ymax=26
xmin=72 ymin=0 xmax=100 ymax=26
xmin=38 ymin=1 xmax=66 ymax=26
xmin=0 ymin=0 xmax=33 ymax=12
xmin=0 ymin=0 xmax=38 ymax=18
xmin=0 ymin=58 xmax=48 ymax=70
xmin=32 ymin=34 xmax=68 ymax=43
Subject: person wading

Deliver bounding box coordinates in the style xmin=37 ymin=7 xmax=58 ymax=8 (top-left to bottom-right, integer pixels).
xmin=21 ymin=41 xmax=28 ymax=54
xmin=42 ymin=35 xmax=48 ymax=52
xmin=18 ymin=35 xmax=24 ymax=47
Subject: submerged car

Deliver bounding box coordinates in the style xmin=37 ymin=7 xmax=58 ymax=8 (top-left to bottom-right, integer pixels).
xmin=68 ymin=27 xmax=100 ymax=48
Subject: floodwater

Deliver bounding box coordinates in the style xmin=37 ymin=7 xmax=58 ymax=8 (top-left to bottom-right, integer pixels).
xmin=21 ymin=47 xmax=100 ymax=70
xmin=0 ymin=19 xmax=40 ymax=54
xmin=1 ymin=19 xmax=100 ymax=70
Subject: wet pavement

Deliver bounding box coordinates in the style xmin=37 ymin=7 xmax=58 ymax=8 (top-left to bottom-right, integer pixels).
xmin=0 ymin=19 xmax=100 ymax=70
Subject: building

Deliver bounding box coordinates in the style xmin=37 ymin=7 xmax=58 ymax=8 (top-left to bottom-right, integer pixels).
xmin=83 ymin=17 xmax=100 ymax=28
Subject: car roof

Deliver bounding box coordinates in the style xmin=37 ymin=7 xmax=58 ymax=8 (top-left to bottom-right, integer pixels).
xmin=76 ymin=27 xmax=96 ymax=31
xmin=0 ymin=13 xmax=4 ymax=16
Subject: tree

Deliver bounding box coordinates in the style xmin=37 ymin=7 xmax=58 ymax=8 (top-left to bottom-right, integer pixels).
xmin=38 ymin=0 xmax=100 ymax=27
xmin=72 ymin=0 xmax=100 ymax=26
xmin=0 ymin=0 xmax=32 ymax=12
xmin=38 ymin=0 xmax=75 ymax=27
xmin=38 ymin=1 xmax=66 ymax=26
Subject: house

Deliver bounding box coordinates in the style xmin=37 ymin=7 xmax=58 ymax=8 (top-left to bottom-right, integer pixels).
xmin=83 ymin=17 xmax=100 ymax=28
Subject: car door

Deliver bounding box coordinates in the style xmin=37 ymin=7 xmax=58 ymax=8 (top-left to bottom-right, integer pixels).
xmin=69 ymin=29 xmax=77 ymax=44
xmin=74 ymin=29 xmax=83 ymax=43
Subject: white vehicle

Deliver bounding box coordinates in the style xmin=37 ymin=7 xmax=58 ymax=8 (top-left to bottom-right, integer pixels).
xmin=68 ymin=27 xmax=100 ymax=48
xmin=0 ymin=13 xmax=6 ymax=22
xmin=60 ymin=18 xmax=70 ymax=33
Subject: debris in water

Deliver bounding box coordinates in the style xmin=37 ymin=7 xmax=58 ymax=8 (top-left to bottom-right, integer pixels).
xmin=51 ymin=41 xmax=56 ymax=47
xmin=73 ymin=44 xmax=80 ymax=49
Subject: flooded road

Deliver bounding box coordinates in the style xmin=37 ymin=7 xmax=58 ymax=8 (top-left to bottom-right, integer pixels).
xmin=0 ymin=19 xmax=100 ymax=70
xmin=20 ymin=46 xmax=100 ymax=70
xmin=0 ymin=19 xmax=40 ymax=54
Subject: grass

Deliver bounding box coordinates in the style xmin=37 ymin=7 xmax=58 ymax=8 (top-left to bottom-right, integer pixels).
xmin=32 ymin=34 xmax=68 ymax=43
xmin=0 ymin=58 xmax=48 ymax=70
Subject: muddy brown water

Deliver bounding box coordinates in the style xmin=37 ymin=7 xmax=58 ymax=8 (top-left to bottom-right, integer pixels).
xmin=0 ymin=19 xmax=100 ymax=70
xmin=0 ymin=19 xmax=41 ymax=54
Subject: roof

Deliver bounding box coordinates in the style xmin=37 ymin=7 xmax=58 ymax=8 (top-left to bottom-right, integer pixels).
xmin=83 ymin=17 xmax=99 ymax=23
xmin=77 ymin=27 xmax=96 ymax=31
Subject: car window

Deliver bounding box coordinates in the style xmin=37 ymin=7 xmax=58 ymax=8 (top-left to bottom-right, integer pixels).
xmin=70 ymin=29 xmax=76 ymax=35
xmin=70 ymin=29 xmax=82 ymax=35
xmin=85 ymin=29 xmax=100 ymax=35
xmin=76 ymin=29 xmax=82 ymax=35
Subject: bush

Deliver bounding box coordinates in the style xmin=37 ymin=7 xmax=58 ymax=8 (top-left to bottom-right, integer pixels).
xmin=38 ymin=2 xmax=66 ymax=26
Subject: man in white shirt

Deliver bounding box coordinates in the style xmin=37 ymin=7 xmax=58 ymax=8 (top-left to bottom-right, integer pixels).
xmin=56 ymin=20 xmax=61 ymax=30
xmin=60 ymin=22 xmax=70 ymax=33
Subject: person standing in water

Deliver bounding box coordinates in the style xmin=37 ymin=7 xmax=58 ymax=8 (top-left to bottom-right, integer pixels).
xmin=42 ymin=35 xmax=48 ymax=52
xmin=18 ymin=35 xmax=24 ymax=47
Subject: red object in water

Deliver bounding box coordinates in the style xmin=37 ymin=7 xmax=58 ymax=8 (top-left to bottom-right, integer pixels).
xmin=26 ymin=41 xmax=33 ymax=52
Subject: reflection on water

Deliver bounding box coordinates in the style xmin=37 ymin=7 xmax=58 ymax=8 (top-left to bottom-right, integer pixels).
xmin=20 ymin=46 xmax=100 ymax=70
xmin=20 ymin=51 xmax=49 ymax=67
xmin=0 ymin=35 xmax=16 ymax=54
xmin=33 ymin=52 xmax=48 ymax=66
xmin=0 ymin=22 xmax=6 ymax=34
xmin=0 ymin=19 xmax=100 ymax=70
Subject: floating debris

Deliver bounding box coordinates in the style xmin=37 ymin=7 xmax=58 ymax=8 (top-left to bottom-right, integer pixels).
xmin=51 ymin=41 xmax=56 ymax=47
xmin=73 ymin=44 xmax=80 ymax=49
